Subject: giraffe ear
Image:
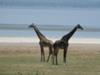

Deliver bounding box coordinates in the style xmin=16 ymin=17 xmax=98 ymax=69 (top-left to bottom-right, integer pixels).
xmin=32 ymin=23 xmax=34 ymax=25
xmin=78 ymin=25 xmax=84 ymax=30
xmin=32 ymin=23 xmax=36 ymax=25
xmin=76 ymin=24 xmax=80 ymax=27
xmin=28 ymin=24 xmax=33 ymax=28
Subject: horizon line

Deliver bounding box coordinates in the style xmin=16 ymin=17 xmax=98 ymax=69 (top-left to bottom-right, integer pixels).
xmin=0 ymin=23 xmax=100 ymax=32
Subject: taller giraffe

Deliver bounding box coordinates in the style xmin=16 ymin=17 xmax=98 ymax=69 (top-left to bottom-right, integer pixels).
xmin=53 ymin=24 xmax=83 ymax=65
xmin=29 ymin=23 xmax=53 ymax=62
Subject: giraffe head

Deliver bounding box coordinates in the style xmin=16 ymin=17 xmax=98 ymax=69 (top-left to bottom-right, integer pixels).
xmin=76 ymin=24 xmax=84 ymax=30
xmin=28 ymin=23 xmax=35 ymax=28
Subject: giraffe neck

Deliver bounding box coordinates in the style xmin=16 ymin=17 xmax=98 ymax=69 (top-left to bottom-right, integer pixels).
xmin=61 ymin=27 xmax=77 ymax=41
xmin=32 ymin=26 xmax=46 ymax=40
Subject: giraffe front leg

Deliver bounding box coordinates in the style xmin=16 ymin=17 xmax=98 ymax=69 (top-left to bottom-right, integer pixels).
xmin=40 ymin=45 xmax=45 ymax=62
xmin=63 ymin=50 xmax=66 ymax=63
xmin=42 ymin=47 xmax=45 ymax=62
xmin=63 ymin=47 xmax=68 ymax=63
xmin=40 ymin=46 xmax=43 ymax=62
xmin=52 ymin=53 xmax=54 ymax=65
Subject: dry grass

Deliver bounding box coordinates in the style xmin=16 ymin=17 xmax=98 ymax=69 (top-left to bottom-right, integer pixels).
xmin=0 ymin=43 xmax=100 ymax=75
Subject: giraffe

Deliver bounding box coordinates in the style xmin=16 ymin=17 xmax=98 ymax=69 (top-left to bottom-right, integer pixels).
xmin=53 ymin=24 xmax=84 ymax=65
xmin=29 ymin=23 xmax=53 ymax=62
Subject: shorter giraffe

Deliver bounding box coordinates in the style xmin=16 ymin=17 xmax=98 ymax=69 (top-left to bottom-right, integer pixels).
xmin=29 ymin=23 xmax=53 ymax=62
xmin=53 ymin=24 xmax=83 ymax=65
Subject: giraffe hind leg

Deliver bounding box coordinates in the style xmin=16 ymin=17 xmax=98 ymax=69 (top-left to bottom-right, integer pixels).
xmin=54 ymin=48 xmax=59 ymax=65
xmin=56 ymin=54 xmax=58 ymax=65
xmin=47 ymin=53 xmax=50 ymax=62
xmin=47 ymin=46 xmax=52 ymax=62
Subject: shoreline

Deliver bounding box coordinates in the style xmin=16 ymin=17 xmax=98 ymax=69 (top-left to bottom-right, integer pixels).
xmin=0 ymin=43 xmax=100 ymax=49
xmin=0 ymin=43 xmax=100 ymax=55
xmin=0 ymin=37 xmax=100 ymax=44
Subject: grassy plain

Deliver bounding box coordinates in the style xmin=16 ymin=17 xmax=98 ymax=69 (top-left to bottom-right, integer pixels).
xmin=0 ymin=43 xmax=100 ymax=75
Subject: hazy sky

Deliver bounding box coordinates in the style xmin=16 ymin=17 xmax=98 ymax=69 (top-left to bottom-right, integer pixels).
xmin=0 ymin=0 xmax=100 ymax=28
xmin=0 ymin=0 xmax=100 ymax=8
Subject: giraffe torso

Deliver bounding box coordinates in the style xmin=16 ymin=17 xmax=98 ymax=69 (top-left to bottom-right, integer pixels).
xmin=39 ymin=39 xmax=53 ymax=47
xmin=53 ymin=40 xmax=68 ymax=49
